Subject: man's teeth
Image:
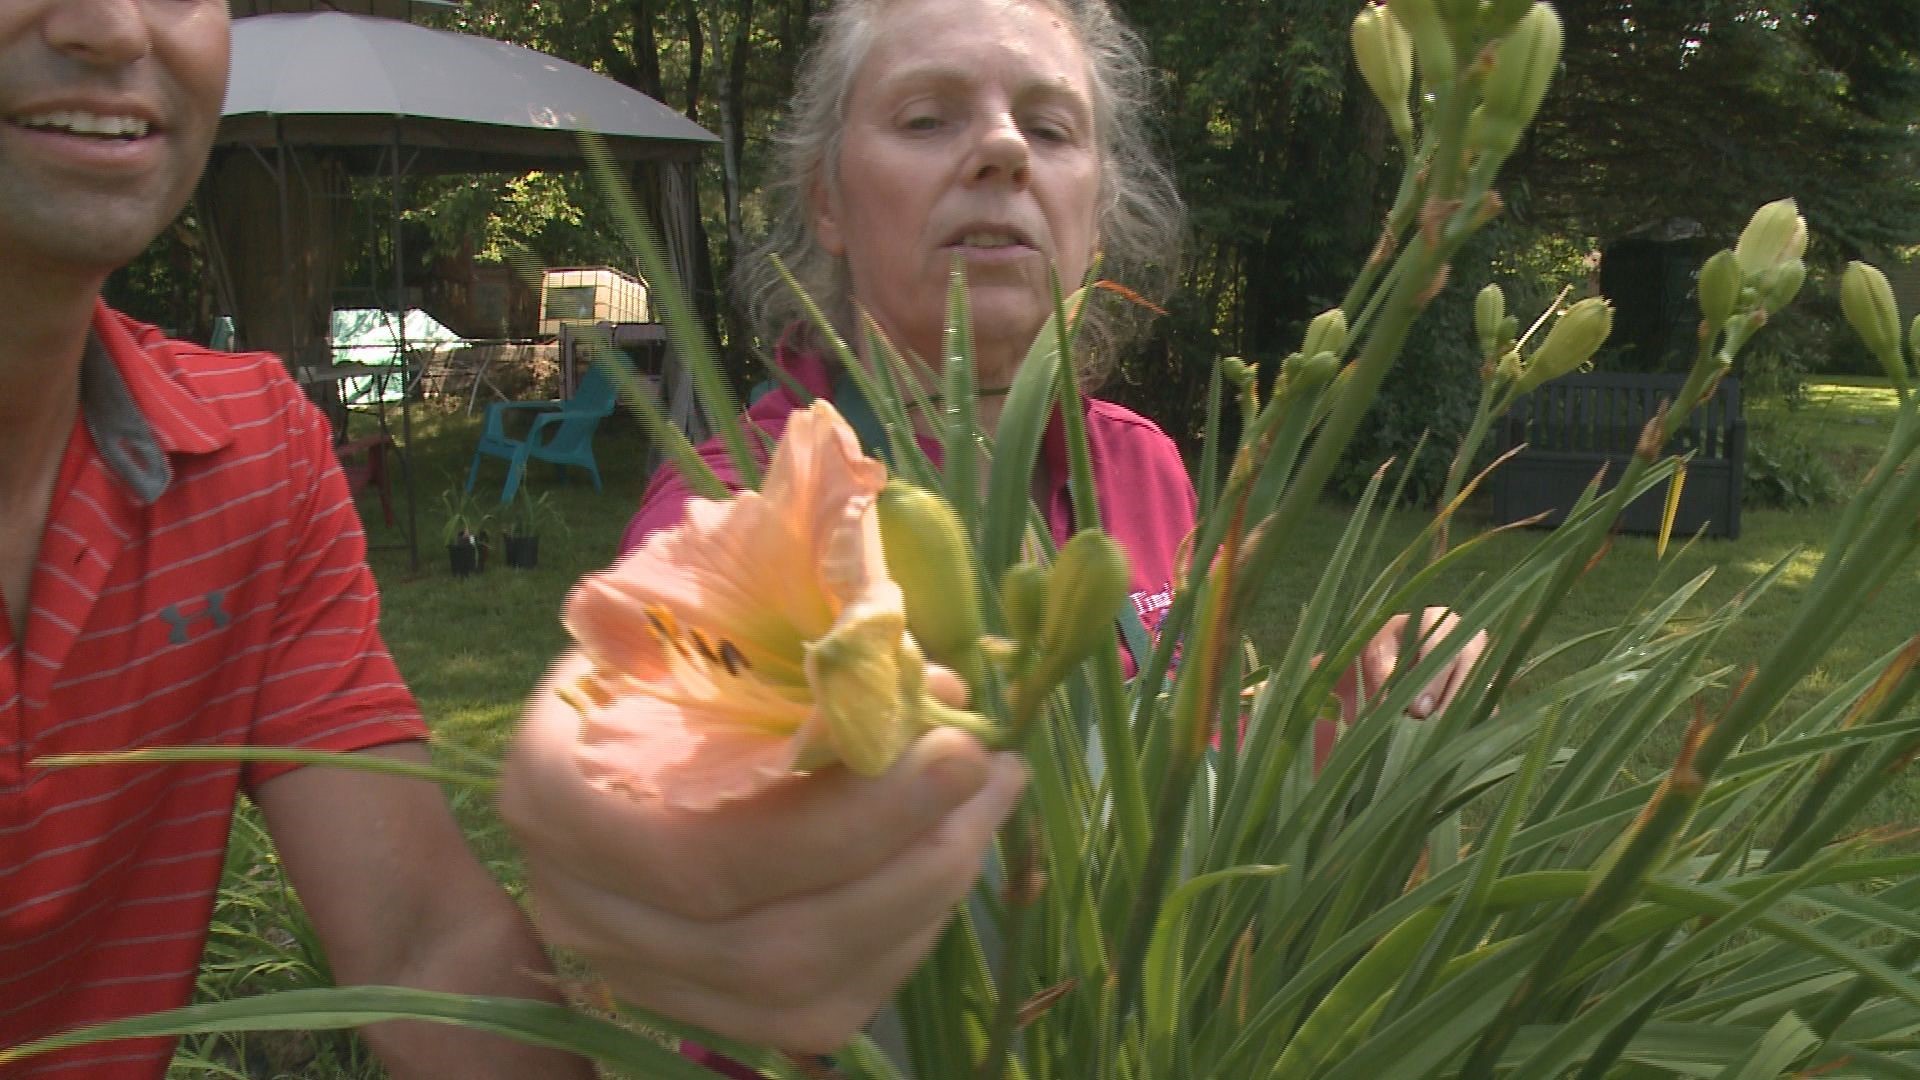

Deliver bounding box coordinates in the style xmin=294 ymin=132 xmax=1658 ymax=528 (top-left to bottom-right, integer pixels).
xmin=17 ymin=111 xmax=151 ymax=139
xmin=961 ymin=233 xmax=1023 ymax=249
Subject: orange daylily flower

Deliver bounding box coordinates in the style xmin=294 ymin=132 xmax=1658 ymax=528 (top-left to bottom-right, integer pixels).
xmin=561 ymin=400 xmax=943 ymax=810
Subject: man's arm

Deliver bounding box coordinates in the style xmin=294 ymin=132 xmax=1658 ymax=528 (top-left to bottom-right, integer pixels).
xmin=255 ymin=741 xmax=595 ymax=1078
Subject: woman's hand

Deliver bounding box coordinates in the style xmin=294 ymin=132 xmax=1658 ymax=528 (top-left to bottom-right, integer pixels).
xmin=498 ymin=653 xmax=1025 ymax=1054
xmin=1334 ymin=607 xmax=1489 ymax=724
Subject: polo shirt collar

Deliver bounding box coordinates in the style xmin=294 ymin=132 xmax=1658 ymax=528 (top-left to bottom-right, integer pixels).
xmin=85 ymin=302 xmax=233 ymax=505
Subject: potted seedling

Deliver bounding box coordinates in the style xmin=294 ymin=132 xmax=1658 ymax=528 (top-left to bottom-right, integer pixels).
xmin=439 ymin=489 xmax=494 ymax=577
xmin=501 ymin=486 xmax=568 ymax=570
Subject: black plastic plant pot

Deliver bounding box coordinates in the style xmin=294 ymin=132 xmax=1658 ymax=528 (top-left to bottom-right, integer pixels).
xmin=504 ymin=534 xmax=540 ymax=569
xmin=448 ymin=534 xmax=483 ymax=577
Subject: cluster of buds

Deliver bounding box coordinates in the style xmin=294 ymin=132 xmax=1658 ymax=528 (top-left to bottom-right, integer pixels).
xmin=1474 ymin=282 xmax=1517 ymax=364
xmin=1351 ymin=0 xmax=1562 ymax=169
xmin=1478 ymin=283 xmax=1612 ymax=395
xmin=999 ymin=533 xmax=1132 ymax=713
xmin=1280 ymin=307 xmax=1349 ymax=391
xmin=1699 ymin=199 xmax=1809 ymax=361
xmin=877 ymin=479 xmax=1132 ymax=724
xmin=1520 ymin=297 xmax=1614 ymax=392
xmin=1840 ymin=261 xmax=1915 ymax=394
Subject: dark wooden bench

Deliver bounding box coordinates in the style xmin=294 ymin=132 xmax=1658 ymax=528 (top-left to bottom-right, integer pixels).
xmin=1489 ymin=372 xmax=1745 ymax=539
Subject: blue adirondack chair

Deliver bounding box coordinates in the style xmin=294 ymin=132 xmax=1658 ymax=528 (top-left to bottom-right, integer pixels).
xmin=466 ymin=365 xmax=618 ymax=504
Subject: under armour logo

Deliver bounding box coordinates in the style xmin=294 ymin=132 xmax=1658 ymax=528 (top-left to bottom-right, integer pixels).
xmin=158 ymin=590 xmax=230 ymax=644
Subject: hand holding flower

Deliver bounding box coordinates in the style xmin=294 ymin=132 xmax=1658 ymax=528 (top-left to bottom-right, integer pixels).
xmin=501 ymin=656 xmax=1025 ymax=1052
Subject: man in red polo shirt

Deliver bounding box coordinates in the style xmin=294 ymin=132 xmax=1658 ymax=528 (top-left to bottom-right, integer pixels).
xmin=1 ymin=1 xmax=1021 ymax=1075
xmin=0 ymin=1 xmax=596 ymax=1075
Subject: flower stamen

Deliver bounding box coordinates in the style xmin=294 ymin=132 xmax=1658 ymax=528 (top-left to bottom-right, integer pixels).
xmin=645 ymin=603 xmax=756 ymax=684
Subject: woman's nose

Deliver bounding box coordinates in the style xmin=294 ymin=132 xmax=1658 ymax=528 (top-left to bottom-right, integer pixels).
xmin=969 ymin=112 xmax=1032 ymax=187
xmin=42 ymin=0 xmax=154 ymax=68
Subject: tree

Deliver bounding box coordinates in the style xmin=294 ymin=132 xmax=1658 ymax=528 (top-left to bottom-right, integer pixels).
xmin=1520 ymin=0 xmax=1920 ymax=255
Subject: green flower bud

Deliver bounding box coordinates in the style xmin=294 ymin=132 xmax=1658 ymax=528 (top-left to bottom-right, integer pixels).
xmin=1031 ymin=531 xmax=1131 ymax=690
xmin=1000 ymin=563 xmax=1049 ymax=647
xmin=1475 ymin=283 xmax=1508 ymax=359
xmin=1471 ymin=3 xmax=1562 ymax=162
xmin=1352 ymin=5 xmax=1415 ymax=146
xmin=1696 ymin=249 xmax=1740 ymax=332
xmin=877 ymin=481 xmax=984 ymax=671
xmin=1495 ymin=347 xmax=1525 ymax=385
xmin=1840 ymin=261 xmax=1906 ymax=387
xmin=1516 ymin=297 xmax=1612 ymax=392
xmin=1386 ymin=0 xmax=1456 ymax=90
xmin=1720 ymin=310 xmax=1767 ymax=359
xmin=1438 ymin=0 xmax=1479 ymax=39
xmin=1288 ymin=350 xmax=1344 ymax=392
xmin=1300 ymin=307 xmax=1350 ymax=361
xmin=1481 ymin=0 xmax=1536 ymax=38
xmin=1733 ymin=199 xmax=1807 ymax=280
xmin=1755 ymin=259 xmax=1805 ymax=315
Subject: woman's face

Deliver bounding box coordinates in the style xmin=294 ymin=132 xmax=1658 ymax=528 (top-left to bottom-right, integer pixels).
xmin=812 ymin=0 xmax=1101 ymax=383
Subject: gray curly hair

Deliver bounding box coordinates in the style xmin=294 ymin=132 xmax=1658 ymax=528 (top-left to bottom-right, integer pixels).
xmin=734 ymin=0 xmax=1186 ymax=388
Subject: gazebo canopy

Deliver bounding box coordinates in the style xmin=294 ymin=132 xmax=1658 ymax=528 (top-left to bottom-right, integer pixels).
xmin=218 ymin=11 xmax=718 ymax=174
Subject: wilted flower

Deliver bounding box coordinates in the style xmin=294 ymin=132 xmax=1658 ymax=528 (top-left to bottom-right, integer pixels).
xmin=562 ymin=400 xmax=962 ymax=808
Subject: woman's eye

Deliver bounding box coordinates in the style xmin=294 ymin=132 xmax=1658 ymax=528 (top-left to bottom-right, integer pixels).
xmin=902 ymin=114 xmax=942 ymax=132
xmin=1024 ymin=115 xmax=1077 ymax=143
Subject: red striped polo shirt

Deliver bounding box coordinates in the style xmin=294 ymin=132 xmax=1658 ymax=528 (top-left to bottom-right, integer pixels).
xmin=0 ymin=304 xmax=427 ymax=1078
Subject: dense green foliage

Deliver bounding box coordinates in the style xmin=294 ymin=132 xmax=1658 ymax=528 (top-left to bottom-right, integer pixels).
xmin=116 ymin=0 xmax=1920 ymax=452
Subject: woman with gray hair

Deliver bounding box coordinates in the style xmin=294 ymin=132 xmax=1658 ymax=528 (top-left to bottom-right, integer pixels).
xmin=619 ymin=0 xmax=1199 ymax=657
xmin=505 ymin=0 xmax=1483 ymax=1068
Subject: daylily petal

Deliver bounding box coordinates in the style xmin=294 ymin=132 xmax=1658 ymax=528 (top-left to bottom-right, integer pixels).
xmin=566 ymin=397 xmax=926 ymax=806
xmin=576 ymin=692 xmax=804 ymax=810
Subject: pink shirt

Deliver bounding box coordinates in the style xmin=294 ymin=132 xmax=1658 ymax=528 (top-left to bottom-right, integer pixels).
xmin=621 ymin=339 xmax=1197 ymax=658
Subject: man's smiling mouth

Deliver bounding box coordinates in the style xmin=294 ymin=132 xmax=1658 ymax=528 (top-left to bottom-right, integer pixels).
xmin=14 ymin=111 xmax=153 ymax=140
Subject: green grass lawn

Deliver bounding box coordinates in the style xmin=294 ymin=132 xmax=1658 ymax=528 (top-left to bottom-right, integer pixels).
xmin=175 ymin=377 xmax=1920 ymax=1076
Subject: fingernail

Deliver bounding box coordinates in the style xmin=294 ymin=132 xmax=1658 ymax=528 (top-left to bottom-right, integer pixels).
xmin=1413 ymin=693 xmax=1436 ymax=717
